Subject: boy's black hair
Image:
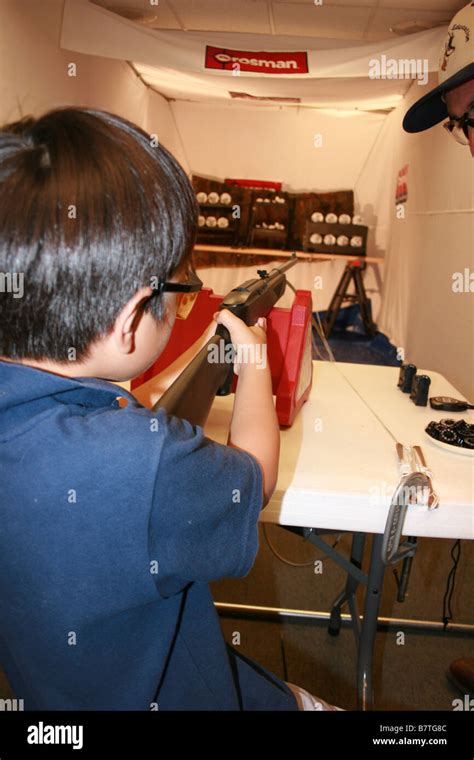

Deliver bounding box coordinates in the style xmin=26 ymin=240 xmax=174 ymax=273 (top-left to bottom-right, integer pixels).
xmin=0 ymin=107 xmax=198 ymax=362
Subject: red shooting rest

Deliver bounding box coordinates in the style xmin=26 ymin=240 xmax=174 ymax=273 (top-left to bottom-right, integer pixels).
xmin=132 ymin=286 xmax=313 ymax=427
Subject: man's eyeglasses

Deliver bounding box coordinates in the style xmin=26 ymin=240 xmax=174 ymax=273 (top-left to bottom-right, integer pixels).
xmin=151 ymin=268 xmax=203 ymax=320
xmin=443 ymin=106 xmax=474 ymax=146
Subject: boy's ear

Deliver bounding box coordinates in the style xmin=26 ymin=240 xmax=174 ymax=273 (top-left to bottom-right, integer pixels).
xmin=112 ymin=287 xmax=154 ymax=354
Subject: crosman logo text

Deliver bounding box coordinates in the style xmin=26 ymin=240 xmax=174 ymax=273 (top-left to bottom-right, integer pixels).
xmin=205 ymin=46 xmax=309 ymax=74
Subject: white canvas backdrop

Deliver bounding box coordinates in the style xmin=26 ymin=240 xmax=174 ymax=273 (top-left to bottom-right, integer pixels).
xmin=0 ymin=0 xmax=188 ymax=170
xmin=171 ymin=99 xmax=385 ymax=317
xmin=61 ymin=0 xmax=447 ymax=111
xmin=357 ymin=73 xmax=474 ymax=400
xmin=171 ymin=100 xmax=385 ymax=194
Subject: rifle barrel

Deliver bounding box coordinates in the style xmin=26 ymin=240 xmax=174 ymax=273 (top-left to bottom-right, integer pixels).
xmin=269 ymin=254 xmax=299 ymax=276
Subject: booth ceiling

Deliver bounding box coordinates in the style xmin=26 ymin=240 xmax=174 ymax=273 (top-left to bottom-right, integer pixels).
xmin=61 ymin=0 xmax=467 ymax=111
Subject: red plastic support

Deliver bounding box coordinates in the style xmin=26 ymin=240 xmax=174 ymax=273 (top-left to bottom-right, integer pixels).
xmin=132 ymin=286 xmax=313 ymax=427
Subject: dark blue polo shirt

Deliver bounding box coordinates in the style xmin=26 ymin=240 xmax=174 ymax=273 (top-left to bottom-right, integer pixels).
xmin=0 ymin=360 xmax=297 ymax=711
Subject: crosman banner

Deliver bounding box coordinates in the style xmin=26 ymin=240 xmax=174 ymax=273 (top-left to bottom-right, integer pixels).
xmin=205 ymin=47 xmax=309 ymax=74
xmin=61 ymin=0 xmax=448 ymax=109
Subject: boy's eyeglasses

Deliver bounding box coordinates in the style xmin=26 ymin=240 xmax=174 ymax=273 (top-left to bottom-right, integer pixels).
xmin=152 ymin=268 xmax=203 ymax=320
xmin=443 ymin=106 xmax=474 ymax=146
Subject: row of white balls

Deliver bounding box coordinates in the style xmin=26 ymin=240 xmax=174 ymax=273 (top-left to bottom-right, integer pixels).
xmin=196 ymin=192 xmax=286 ymax=206
xmin=255 ymin=222 xmax=286 ymax=230
xmin=197 ymin=191 xmax=232 ymax=205
xmin=198 ymin=215 xmax=230 ymax=228
xmin=310 ymin=233 xmax=363 ymax=247
xmin=311 ymin=212 xmax=363 ymax=225
xmin=255 ymin=196 xmax=286 ymax=204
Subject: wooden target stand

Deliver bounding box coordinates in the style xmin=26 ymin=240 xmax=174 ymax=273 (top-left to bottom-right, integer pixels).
xmin=322 ymin=259 xmax=378 ymax=339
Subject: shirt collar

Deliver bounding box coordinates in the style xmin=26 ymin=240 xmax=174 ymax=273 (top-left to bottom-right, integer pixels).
xmin=0 ymin=360 xmax=135 ymax=410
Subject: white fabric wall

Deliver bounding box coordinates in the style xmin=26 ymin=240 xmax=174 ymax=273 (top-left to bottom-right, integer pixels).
xmin=357 ymin=73 xmax=474 ymax=400
xmin=172 ymin=99 xmax=386 ymax=317
xmin=171 ymin=100 xmax=384 ymax=193
xmin=353 ymin=112 xmax=395 ymax=260
xmin=0 ymin=0 xmax=187 ymax=170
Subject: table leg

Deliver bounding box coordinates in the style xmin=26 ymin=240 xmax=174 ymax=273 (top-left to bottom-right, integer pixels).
xmin=328 ymin=532 xmax=366 ymax=642
xmin=357 ymin=533 xmax=386 ymax=711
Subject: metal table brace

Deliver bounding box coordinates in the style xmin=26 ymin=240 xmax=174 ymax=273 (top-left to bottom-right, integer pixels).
xmin=285 ymin=526 xmax=384 ymax=711
xmin=287 ymin=472 xmax=430 ymax=710
xmin=217 ymin=474 xmax=474 ymax=710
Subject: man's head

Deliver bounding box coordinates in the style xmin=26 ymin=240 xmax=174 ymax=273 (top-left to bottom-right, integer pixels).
xmin=443 ymin=77 xmax=474 ymax=156
xmin=0 ymin=107 xmax=198 ymax=379
xmin=403 ymin=2 xmax=474 ymax=156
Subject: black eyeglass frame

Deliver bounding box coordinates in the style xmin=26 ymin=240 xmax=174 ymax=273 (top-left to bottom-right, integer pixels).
xmin=443 ymin=106 xmax=474 ymax=142
xmin=151 ymin=268 xmax=203 ymax=296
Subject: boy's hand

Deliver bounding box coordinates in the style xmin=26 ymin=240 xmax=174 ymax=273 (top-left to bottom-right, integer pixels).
xmin=213 ymin=309 xmax=268 ymax=375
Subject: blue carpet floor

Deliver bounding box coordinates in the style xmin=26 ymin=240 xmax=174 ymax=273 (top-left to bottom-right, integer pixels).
xmin=312 ymin=304 xmax=401 ymax=367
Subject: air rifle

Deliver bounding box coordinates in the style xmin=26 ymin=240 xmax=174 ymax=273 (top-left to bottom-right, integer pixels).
xmin=152 ymin=254 xmax=299 ymax=426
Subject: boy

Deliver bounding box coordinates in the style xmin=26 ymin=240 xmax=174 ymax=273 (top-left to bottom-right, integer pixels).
xmin=0 ymin=107 xmax=335 ymax=711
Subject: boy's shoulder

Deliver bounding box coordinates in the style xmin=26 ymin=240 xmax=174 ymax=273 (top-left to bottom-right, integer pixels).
xmin=0 ymin=361 xmax=243 ymax=482
xmin=0 ymin=361 xmax=195 ymax=480
xmin=0 ymin=360 xmax=178 ymax=435
xmin=0 ymin=361 xmax=263 ymax=591
xmin=0 ymin=360 xmax=261 ymax=496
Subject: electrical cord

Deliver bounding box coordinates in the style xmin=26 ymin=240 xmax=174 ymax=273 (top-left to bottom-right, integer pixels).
xmin=263 ymin=524 xmax=316 ymax=567
xmin=263 ymin=524 xmax=343 ymax=567
xmin=310 ymin=313 xmax=328 ymax=361
xmin=285 ymin=279 xmax=334 ymax=361
xmin=311 ymin=313 xmax=336 ymax=362
xmin=442 ymin=539 xmax=461 ymax=629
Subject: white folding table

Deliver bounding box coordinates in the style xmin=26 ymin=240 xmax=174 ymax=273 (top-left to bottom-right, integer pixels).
xmin=202 ymin=360 xmax=474 ymax=708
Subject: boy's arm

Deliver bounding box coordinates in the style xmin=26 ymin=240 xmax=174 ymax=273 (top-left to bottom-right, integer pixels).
xmin=227 ymin=360 xmax=279 ymax=507
xmin=213 ymin=310 xmax=280 ymax=508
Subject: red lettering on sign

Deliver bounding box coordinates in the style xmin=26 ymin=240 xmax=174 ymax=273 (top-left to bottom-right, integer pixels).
xmin=205 ymin=46 xmax=309 ymax=74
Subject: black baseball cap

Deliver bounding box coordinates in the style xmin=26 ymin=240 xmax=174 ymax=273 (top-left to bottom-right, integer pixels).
xmin=403 ymin=3 xmax=474 ymax=133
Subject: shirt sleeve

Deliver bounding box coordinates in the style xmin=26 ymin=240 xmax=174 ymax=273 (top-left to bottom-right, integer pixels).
xmin=149 ymin=410 xmax=264 ymax=598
